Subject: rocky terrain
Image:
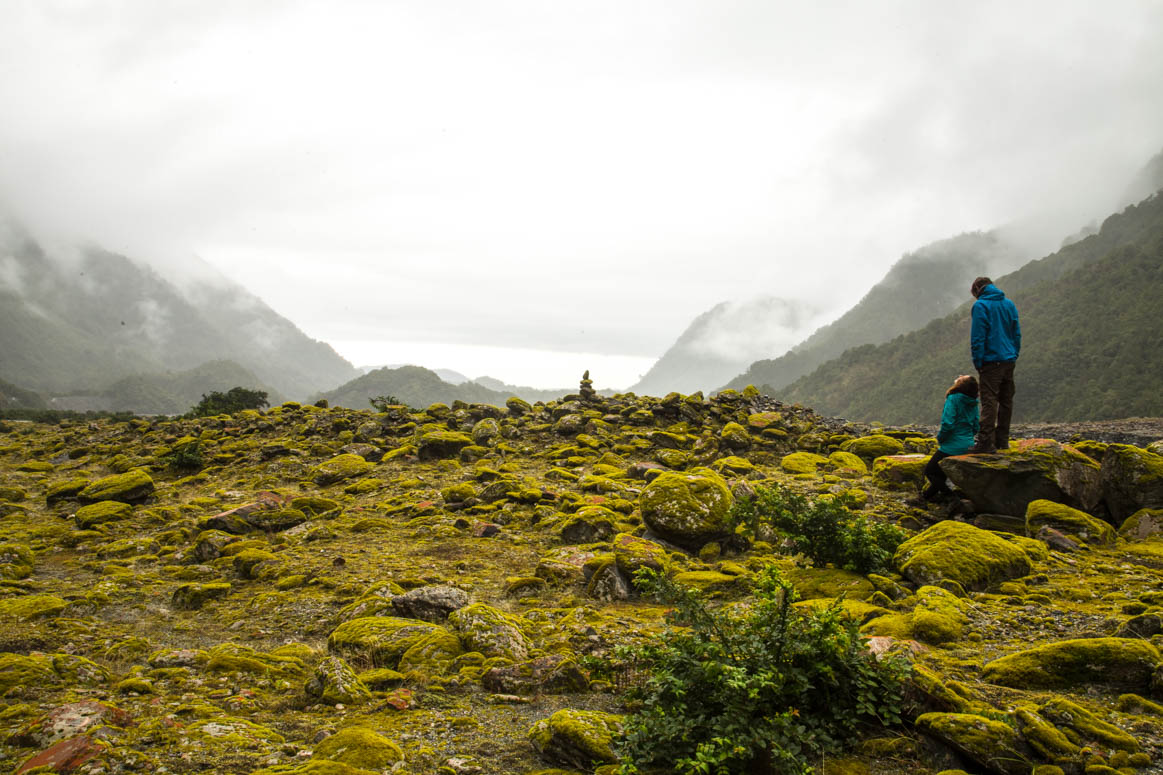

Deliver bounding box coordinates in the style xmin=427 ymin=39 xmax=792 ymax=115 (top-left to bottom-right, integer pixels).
xmin=2 ymin=377 xmax=1163 ymax=775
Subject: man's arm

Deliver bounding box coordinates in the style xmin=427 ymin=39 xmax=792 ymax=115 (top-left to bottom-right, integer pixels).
xmin=970 ymin=301 xmax=987 ymax=370
xmin=1011 ymin=302 xmax=1021 ymax=359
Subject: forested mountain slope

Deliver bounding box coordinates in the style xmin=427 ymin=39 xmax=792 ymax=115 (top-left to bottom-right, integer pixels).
xmin=778 ymin=192 xmax=1163 ymax=424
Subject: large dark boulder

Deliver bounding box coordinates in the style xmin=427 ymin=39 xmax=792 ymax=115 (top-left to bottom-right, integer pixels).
xmin=939 ymin=439 xmax=1100 ymax=517
xmin=1101 ymin=444 xmax=1163 ymax=522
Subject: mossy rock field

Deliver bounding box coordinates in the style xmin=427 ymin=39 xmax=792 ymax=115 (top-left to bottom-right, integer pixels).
xmin=3 ymin=384 xmax=1163 ymax=774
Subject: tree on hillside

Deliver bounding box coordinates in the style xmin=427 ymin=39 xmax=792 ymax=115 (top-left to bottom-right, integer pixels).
xmin=187 ymin=387 xmax=269 ymax=417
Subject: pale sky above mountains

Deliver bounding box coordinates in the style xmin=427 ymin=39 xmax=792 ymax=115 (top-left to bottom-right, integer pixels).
xmin=2 ymin=1 xmax=1162 ymax=389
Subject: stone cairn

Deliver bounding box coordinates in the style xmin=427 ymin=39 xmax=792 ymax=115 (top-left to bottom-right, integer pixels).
xmin=579 ymin=370 xmax=597 ymax=403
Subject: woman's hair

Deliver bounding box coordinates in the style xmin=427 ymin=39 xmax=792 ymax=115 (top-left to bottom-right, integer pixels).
xmin=970 ymin=276 xmax=992 ymax=298
xmin=947 ymin=375 xmax=979 ymax=398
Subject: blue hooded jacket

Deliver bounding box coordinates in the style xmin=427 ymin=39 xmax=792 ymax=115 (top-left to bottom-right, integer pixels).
xmin=937 ymin=391 xmax=980 ymax=455
xmin=970 ymin=284 xmax=1021 ymax=369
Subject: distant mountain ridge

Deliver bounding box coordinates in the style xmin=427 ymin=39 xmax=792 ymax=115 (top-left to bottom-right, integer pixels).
xmin=630 ymin=297 xmax=822 ymax=396
xmin=724 ymin=228 xmax=1046 ymax=393
xmin=0 ymin=218 xmax=358 ymax=410
xmin=778 ymin=190 xmax=1163 ymax=423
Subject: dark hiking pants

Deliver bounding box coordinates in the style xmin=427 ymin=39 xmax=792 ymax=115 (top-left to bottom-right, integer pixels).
xmin=977 ymin=360 xmax=1016 ymax=450
xmin=923 ymin=450 xmax=952 ymax=499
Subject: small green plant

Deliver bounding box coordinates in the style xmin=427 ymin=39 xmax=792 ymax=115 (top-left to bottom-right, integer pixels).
xmin=369 ymin=395 xmax=409 ymax=412
xmin=730 ymin=483 xmax=905 ymax=574
xmin=161 ymin=440 xmax=204 ymax=471
xmin=616 ymin=567 xmax=908 ymax=775
xmin=186 ymin=387 xmax=269 ymax=418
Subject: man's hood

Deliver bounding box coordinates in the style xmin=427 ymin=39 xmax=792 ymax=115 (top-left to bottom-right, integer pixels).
xmin=978 ymin=284 xmax=1005 ymax=301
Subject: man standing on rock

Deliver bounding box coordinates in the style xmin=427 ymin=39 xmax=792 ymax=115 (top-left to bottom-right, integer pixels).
xmin=968 ymin=276 xmax=1021 ymax=453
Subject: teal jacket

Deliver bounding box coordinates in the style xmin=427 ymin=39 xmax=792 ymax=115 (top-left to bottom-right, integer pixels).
xmin=937 ymin=391 xmax=980 ymax=455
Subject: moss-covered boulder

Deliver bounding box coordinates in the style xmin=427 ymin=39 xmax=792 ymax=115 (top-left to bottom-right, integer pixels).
xmin=638 ymin=471 xmax=733 ymax=550
xmin=77 ymin=470 xmax=155 ymax=504
xmin=312 ymin=726 xmax=403 ymax=770
xmin=983 ymin=638 xmax=1160 ymax=691
xmin=74 ymin=500 xmax=133 ymax=529
xmin=560 ymin=506 xmax=618 ymax=545
xmin=786 ymin=567 xmax=874 ymax=600
xmin=940 ymin=439 xmax=1101 ymax=517
xmin=780 ymin=452 xmax=829 ymax=475
xmin=46 ymin=477 xmax=90 ymax=504
xmin=872 ymin=455 xmax=928 ymax=490
xmin=205 ymin=643 xmax=307 ymax=678
xmin=0 ymin=543 xmax=34 ymax=580
xmin=391 ymin=584 xmax=469 ymax=622
xmin=396 ymin=627 xmax=463 ymax=676
xmin=312 ymin=454 xmax=374 ymax=486
xmin=910 ymin=586 xmax=971 ymax=644
xmin=172 ymin=582 xmax=231 ymax=611
xmin=304 ymin=656 xmax=372 ymax=705
xmin=840 ymin=435 xmax=905 ymax=460
xmin=1025 ymin=499 xmax=1114 ymax=545
xmin=0 ymin=653 xmax=58 ymax=695
xmin=253 ymin=762 xmax=378 ymax=775
xmin=448 ymin=603 xmax=528 ymax=661
xmin=914 ymin=713 xmax=1031 ymax=775
xmin=894 ymin=520 xmax=1030 ymax=592
xmin=417 ymin=431 xmax=474 ymax=461
xmin=611 ymin=533 xmax=670 ymax=579
xmin=483 ymin=655 xmax=588 ymax=695
xmin=328 ymin=617 xmax=441 ymax=668
xmin=1101 ymin=444 xmax=1163 ymax=522
xmin=0 ymin=594 xmax=68 ymax=621
xmin=1119 ymin=507 xmax=1163 ymax=540
xmin=528 ymin=709 xmax=623 ymax=769
xmin=1038 ymin=697 xmax=1139 ymax=752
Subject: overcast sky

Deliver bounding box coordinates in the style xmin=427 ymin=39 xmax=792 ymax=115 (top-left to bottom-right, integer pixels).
xmin=2 ymin=1 xmax=1162 ymax=388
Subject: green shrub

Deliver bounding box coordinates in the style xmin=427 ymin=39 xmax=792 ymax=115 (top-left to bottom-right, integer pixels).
xmin=161 ymin=441 xmax=204 ymax=471
xmin=369 ymin=394 xmax=407 ymax=412
xmin=616 ymin=568 xmax=907 ymax=774
xmin=186 ymin=387 xmax=269 ymax=418
xmin=730 ymin=484 xmax=905 ymax=574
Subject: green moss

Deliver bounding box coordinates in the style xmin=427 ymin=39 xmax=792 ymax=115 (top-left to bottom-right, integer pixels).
xmin=983 ymin=638 xmax=1160 ymax=691
xmin=205 ymin=643 xmax=307 ymax=678
xmin=894 ymin=520 xmax=1031 ymax=591
xmin=0 ymin=594 xmax=68 ymax=621
xmin=786 ymin=567 xmax=874 ymax=600
xmin=397 ymin=627 xmax=464 ymax=677
xmin=46 ymin=477 xmax=91 ymax=504
xmin=417 ymin=431 xmax=474 ymax=461
xmin=312 ymin=454 xmax=374 ymax=486
xmin=1119 ymin=508 xmax=1163 ymax=540
xmin=780 ymin=452 xmax=829 ymax=475
xmin=0 ymin=543 xmax=34 ymax=580
xmin=1026 ymin=499 xmax=1114 ymax=545
xmin=78 ymin=469 xmax=155 ymax=503
xmin=1117 ymin=693 xmax=1163 ymax=715
xmin=0 ymin=653 xmax=58 ymax=695
xmin=528 ymin=709 xmax=623 ymax=769
xmin=840 ymin=435 xmax=905 ymax=460
xmin=172 ymin=582 xmax=231 ymax=610
xmin=313 ymin=726 xmax=403 ymax=769
xmin=914 ymin=713 xmax=1029 ymax=775
xmin=304 ymin=656 xmax=372 ymax=705
xmin=291 ymin=496 xmax=341 ymax=516
xmin=328 ymin=617 xmax=442 ymax=668
xmin=638 ymin=471 xmax=733 ymax=550
xmin=448 ymin=603 xmax=528 ymax=661
xmin=828 ymin=450 xmax=868 ymax=474
xmin=1039 ymin=697 xmax=1139 ymax=752
xmin=872 ymin=455 xmax=928 ymax=490
xmin=1015 ymin=707 xmax=1080 ymax=759
xmin=74 ymin=500 xmax=134 ymax=529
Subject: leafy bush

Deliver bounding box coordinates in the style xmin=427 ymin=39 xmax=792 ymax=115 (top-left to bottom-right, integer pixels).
xmin=186 ymin=387 xmax=269 ymax=418
xmin=730 ymin=484 xmax=905 ymax=574
xmin=616 ymin=568 xmax=907 ymax=774
xmin=368 ymin=394 xmax=404 ymax=412
xmin=161 ymin=440 xmax=204 ymax=471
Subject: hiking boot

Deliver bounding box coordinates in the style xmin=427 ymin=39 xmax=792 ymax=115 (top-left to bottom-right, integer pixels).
xmin=995 ymin=438 xmax=1010 ymax=451
xmin=967 ymin=443 xmax=997 ymax=454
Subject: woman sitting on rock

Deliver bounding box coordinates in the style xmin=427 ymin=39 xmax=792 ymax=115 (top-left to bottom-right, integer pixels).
xmin=923 ymin=374 xmax=980 ymax=502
